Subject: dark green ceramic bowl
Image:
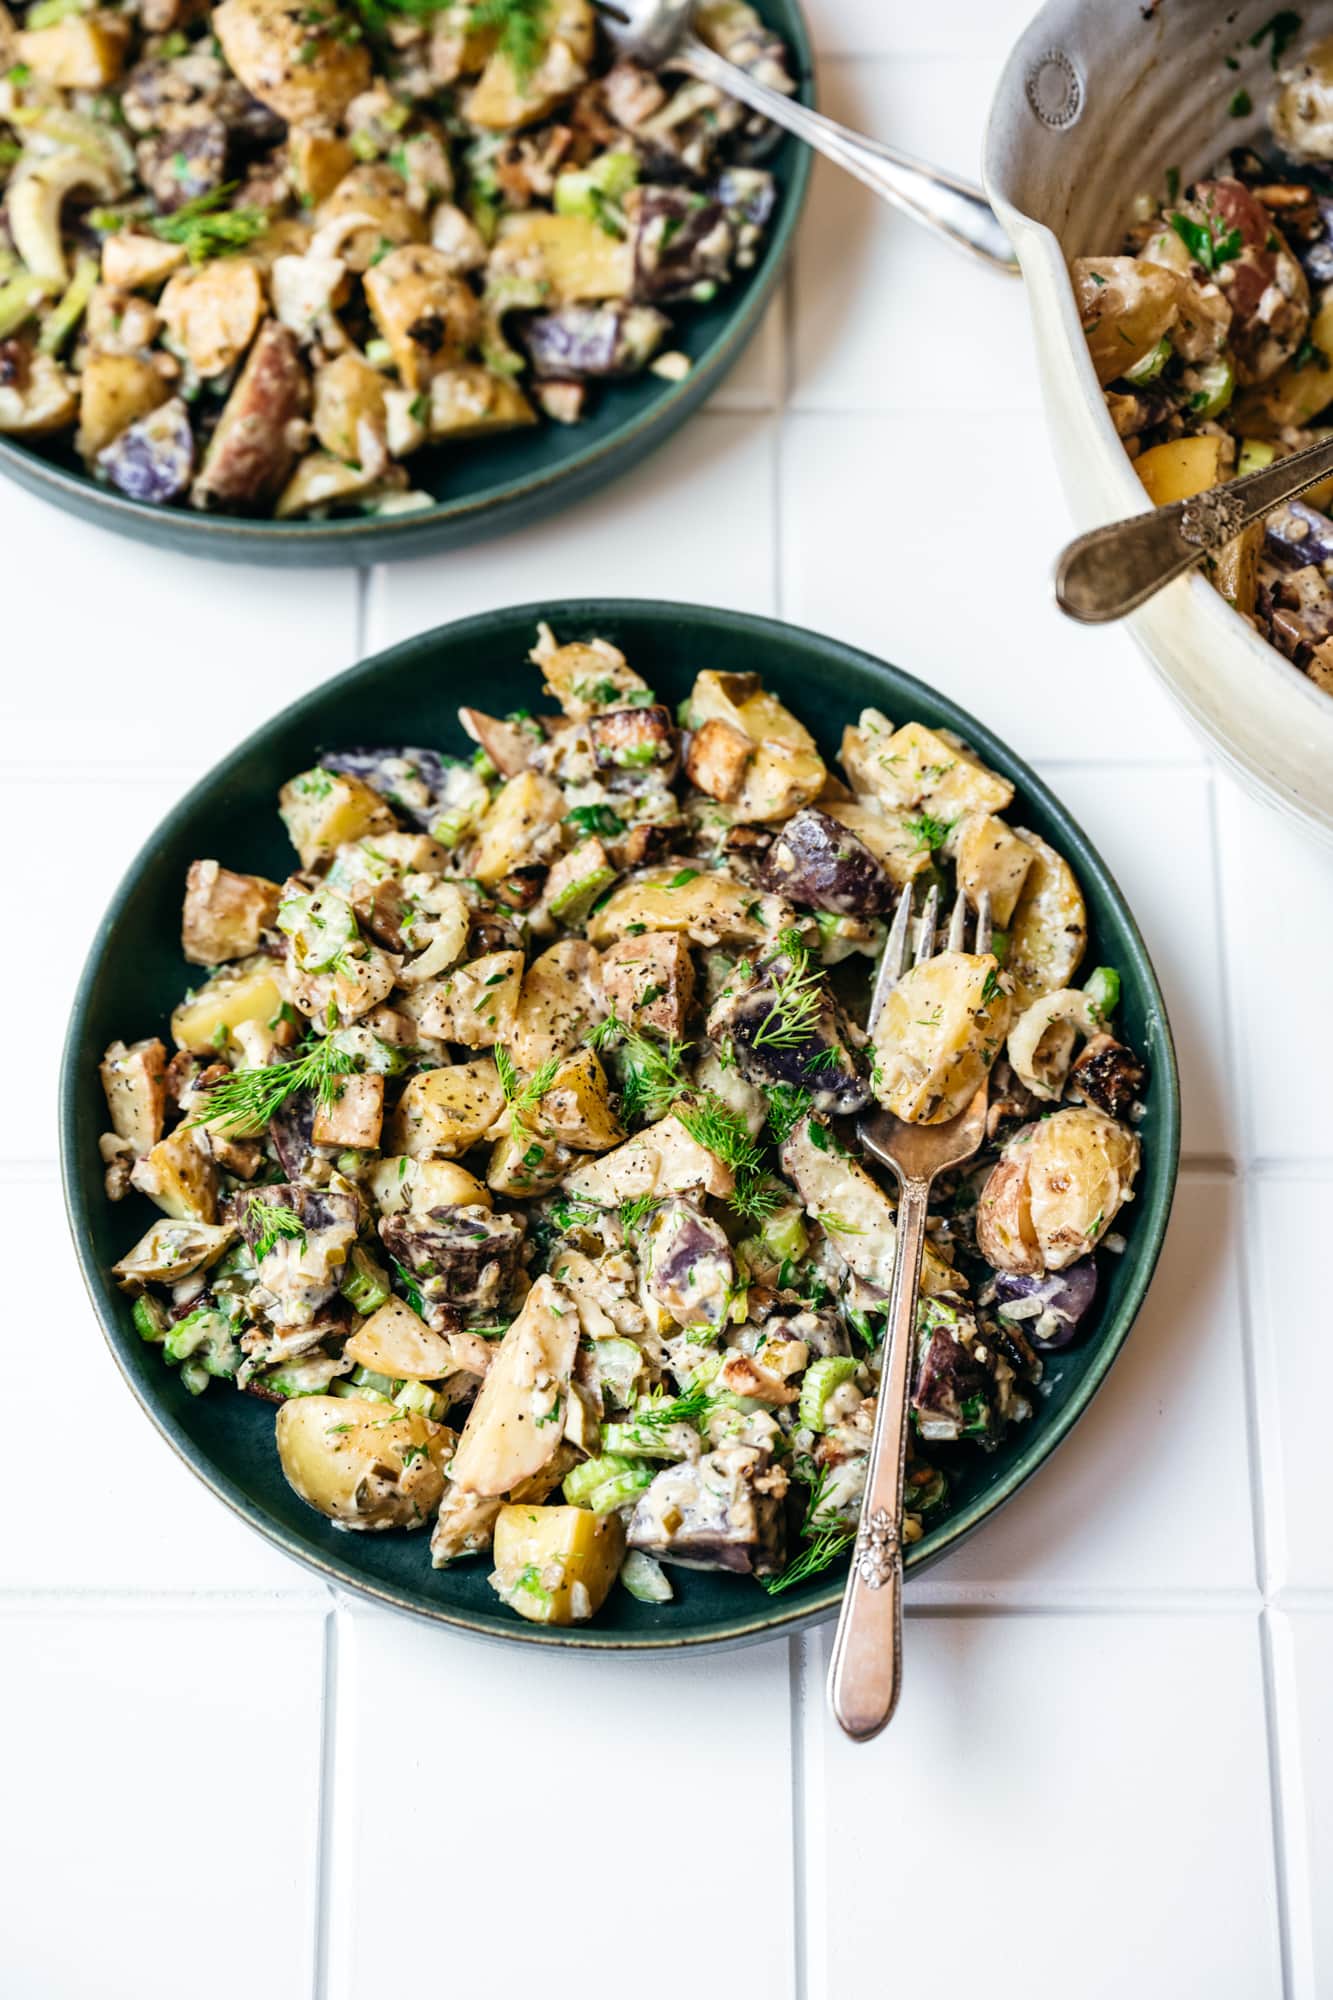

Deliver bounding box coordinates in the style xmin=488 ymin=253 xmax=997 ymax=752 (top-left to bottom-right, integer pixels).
xmin=0 ymin=6 xmax=811 ymax=568
xmin=60 ymin=601 xmax=1180 ymax=1650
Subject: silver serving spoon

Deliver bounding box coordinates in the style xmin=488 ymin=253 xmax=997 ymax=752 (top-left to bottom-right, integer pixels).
xmin=593 ymin=0 xmax=1019 ymax=274
xmin=1055 ymin=430 xmax=1333 ymax=623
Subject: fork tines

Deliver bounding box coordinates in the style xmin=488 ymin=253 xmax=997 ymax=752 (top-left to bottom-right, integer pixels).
xmin=869 ymin=885 xmax=993 ymax=1030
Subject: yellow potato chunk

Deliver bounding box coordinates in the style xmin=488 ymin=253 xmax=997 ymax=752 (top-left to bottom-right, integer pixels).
xmin=466 ymin=0 xmax=595 ymax=130
xmin=1005 ymin=830 xmax=1087 ymax=1011
xmin=1135 ymin=433 xmax=1228 ymax=508
xmin=101 ymin=233 xmax=187 ymax=292
xmin=495 ymin=210 xmax=633 ymax=302
xmin=563 ymin=1113 xmax=735 ymax=1204
xmin=289 ymin=129 xmax=356 ymax=208
xmin=872 ymin=951 xmax=1010 ymax=1125
xmin=213 ymin=0 xmax=371 ymax=127
xmin=978 ymin=1107 xmax=1140 ymax=1273
xmin=841 ymin=715 xmax=1013 ymax=828
xmin=344 ymin=1296 xmax=458 ymax=1380
xmin=449 ymin=1275 xmax=580 ymax=1495
xmin=491 ymin=1503 xmax=625 ymax=1624
xmin=688 ymin=668 xmax=826 ymax=822
xmin=533 ymin=1048 xmax=624 ymax=1151
xmin=1233 ymin=295 xmax=1333 ymax=433
xmin=75 ymin=352 xmax=168 ymax=463
xmin=429 ymin=364 xmax=537 ymax=438
xmin=367 ymin=1157 xmax=492 ymax=1214
xmin=312 ymin=352 xmax=387 ymax=467
xmin=363 ymin=245 xmax=483 ymax=392
xmin=279 ymin=766 xmax=398 ymax=870
xmin=510 ymin=940 xmax=605 ymax=1069
xmin=181 ymin=860 xmax=281 ymax=966
xmin=413 ymin=949 xmax=524 ymax=1047
xmin=171 ymin=965 xmax=289 ymax=1054
xmin=276 ymin=1396 xmax=453 ymax=1530
xmin=130 ymin=1129 xmax=219 ymax=1223
xmin=159 ymin=260 xmax=264 ymax=379
xmin=467 ymin=769 xmax=565 ymax=885
xmin=16 ymin=13 xmax=130 ymax=87
xmin=389 ymin=1061 xmax=505 ymax=1159
xmin=1073 ymin=255 xmax=1182 ymax=385
xmin=953 ymin=814 xmax=1034 ymax=928
xmin=585 ymin=869 xmax=791 ymax=947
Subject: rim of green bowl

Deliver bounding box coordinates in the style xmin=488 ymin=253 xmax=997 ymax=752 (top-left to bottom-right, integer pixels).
xmin=59 ymin=600 xmax=1181 ymax=1652
xmin=0 ymin=4 xmax=814 ymax=561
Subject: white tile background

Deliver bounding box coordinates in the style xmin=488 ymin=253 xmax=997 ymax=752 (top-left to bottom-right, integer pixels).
xmin=4 ymin=2 xmax=1332 ymax=1994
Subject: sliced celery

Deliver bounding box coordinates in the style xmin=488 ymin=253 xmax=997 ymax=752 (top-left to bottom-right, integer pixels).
xmin=798 ymin=1355 xmax=859 ymax=1432
xmin=620 ymin=1550 xmax=673 ymax=1604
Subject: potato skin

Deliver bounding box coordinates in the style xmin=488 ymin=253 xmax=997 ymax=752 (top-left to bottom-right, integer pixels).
xmin=181 ymin=860 xmax=281 ymax=965
xmin=276 ymin=1396 xmax=453 ymax=1531
xmin=192 ymin=319 xmax=309 ymax=512
xmin=213 ymin=0 xmax=371 ymax=126
xmin=978 ymin=1107 xmax=1140 ymax=1273
xmin=159 ymin=260 xmax=264 ymax=379
xmin=761 ymin=805 xmax=894 ymax=914
xmin=363 ymin=244 xmax=483 ymax=392
xmin=75 ymin=351 xmax=168 ymax=463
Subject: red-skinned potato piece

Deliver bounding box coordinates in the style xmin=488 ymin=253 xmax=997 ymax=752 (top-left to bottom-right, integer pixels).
xmin=191 ymin=320 xmax=309 ymax=512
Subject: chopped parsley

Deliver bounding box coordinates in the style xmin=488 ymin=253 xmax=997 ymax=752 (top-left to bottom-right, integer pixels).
xmin=565 ymin=803 xmax=625 ymax=837
xmin=1167 ymin=206 xmax=1243 ymax=274
xmin=1249 ymin=8 xmax=1302 ymax=68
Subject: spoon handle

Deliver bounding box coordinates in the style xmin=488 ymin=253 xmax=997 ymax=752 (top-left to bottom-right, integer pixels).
xmin=825 ymin=1172 xmax=930 ymax=1743
xmin=674 ymin=34 xmax=1019 ymax=275
xmin=1055 ymin=429 xmax=1333 ymax=623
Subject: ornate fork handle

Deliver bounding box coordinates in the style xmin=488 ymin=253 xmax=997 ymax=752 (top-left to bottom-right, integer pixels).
xmin=826 ymin=1171 xmax=930 ymax=1742
xmin=673 ymin=35 xmax=1019 ymax=274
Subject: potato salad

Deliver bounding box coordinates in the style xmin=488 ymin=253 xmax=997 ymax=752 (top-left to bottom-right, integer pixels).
xmin=0 ymin=0 xmax=792 ymax=515
xmin=99 ymin=628 xmax=1148 ymax=1624
xmin=1074 ymin=27 xmax=1333 ymax=698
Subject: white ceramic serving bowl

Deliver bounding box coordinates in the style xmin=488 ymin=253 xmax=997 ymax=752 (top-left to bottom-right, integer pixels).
xmin=984 ymin=0 xmax=1333 ymax=843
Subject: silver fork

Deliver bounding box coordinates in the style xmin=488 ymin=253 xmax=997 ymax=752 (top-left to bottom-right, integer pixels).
xmin=590 ymin=0 xmax=1018 ymax=273
xmin=826 ymin=884 xmax=994 ymax=1743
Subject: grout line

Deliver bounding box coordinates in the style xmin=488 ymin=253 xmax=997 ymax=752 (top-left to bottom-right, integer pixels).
xmin=902 ymin=1588 xmax=1263 ymax=1618
xmin=787 ymin=1636 xmax=808 ymax=2000
xmin=795 ymin=1632 xmax=827 ymax=2000
xmin=1260 ymin=1608 xmax=1309 ymax=1999
xmin=312 ymin=1602 xmax=341 ymax=2000
xmin=355 ymin=565 xmax=370 ymax=661
xmin=0 ymin=1589 xmax=330 ymax=1615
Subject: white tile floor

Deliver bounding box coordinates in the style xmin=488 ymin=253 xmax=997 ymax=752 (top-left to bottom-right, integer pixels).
xmin=4 ymin=3 xmax=1332 ymax=1995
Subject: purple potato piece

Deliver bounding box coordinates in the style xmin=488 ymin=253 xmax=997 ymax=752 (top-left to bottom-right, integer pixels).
xmin=706 ymin=944 xmax=870 ymax=1113
xmin=522 ymin=303 xmax=670 ymax=379
xmin=269 ymin=1089 xmax=316 ymax=1181
xmin=1265 ymin=499 xmax=1333 ymax=569
xmin=761 ymin=806 xmax=895 ymax=915
xmin=632 ymin=188 xmax=737 ymax=302
xmin=378 ymin=1205 xmax=525 ymax=1312
xmin=912 ymin=1325 xmax=993 ymax=1441
xmin=136 ymin=118 xmax=228 ymax=210
xmin=993 ymin=1259 xmax=1099 ymax=1350
xmin=627 ymin=1444 xmax=787 ymax=1576
xmin=319 ymin=746 xmax=455 ymax=828
xmin=97 ymin=397 xmax=195 ymax=505
xmin=712 ymin=166 xmax=777 ymax=227
xmin=641 ymin=1199 xmax=735 ymax=1328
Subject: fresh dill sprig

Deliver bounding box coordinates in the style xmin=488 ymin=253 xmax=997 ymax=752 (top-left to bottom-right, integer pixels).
xmin=761 ymin=1470 xmax=857 ymax=1596
xmin=468 ymin=0 xmax=550 ymax=82
xmin=149 ymin=186 xmax=270 ymax=266
xmin=186 ymin=1036 xmax=358 ymax=1134
xmin=246 ymin=1197 xmax=307 ymax=1261
xmin=624 ymin=1383 xmax=715 ymax=1439
xmin=764 ymin=1083 xmax=814 ymax=1147
xmin=619 ymin=1194 xmax=656 ymax=1233
xmin=751 ymin=931 xmax=825 ymax=1051
xmin=904 ymin=811 xmax=954 ymax=854
xmin=676 ymin=1094 xmax=780 ymax=1226
xmin=584 ymin=1012 xmax=692 ymax=1126
xmin=620 ymin=1030 xmax=691 ymax=1124
xmin=496 ymin=1046 xmax=562 ymax=1142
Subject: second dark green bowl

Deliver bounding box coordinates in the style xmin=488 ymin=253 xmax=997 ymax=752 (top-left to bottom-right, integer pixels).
xmin=0 ymin=2 xmax=812 ymax=566
xmin=60 ymin=601 xmax=1180 ymax=1649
